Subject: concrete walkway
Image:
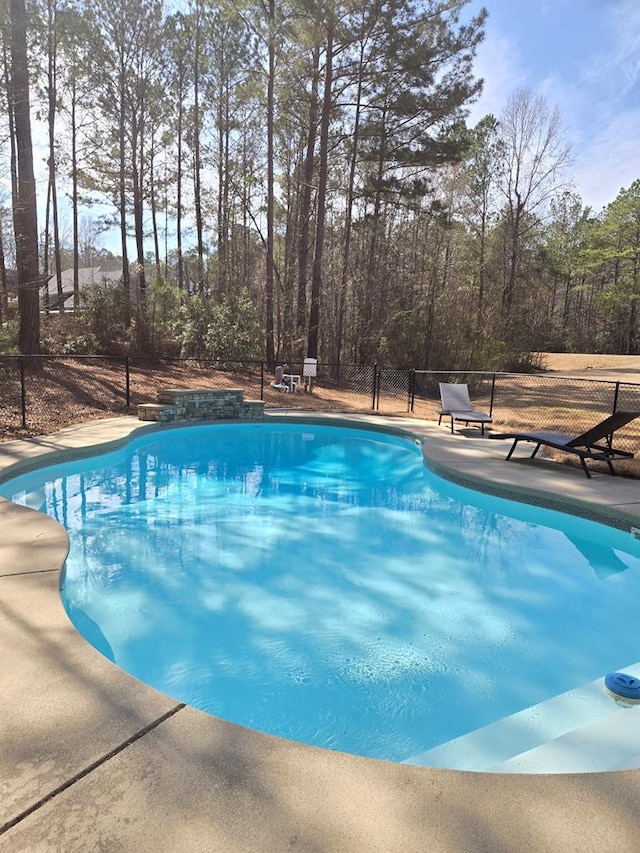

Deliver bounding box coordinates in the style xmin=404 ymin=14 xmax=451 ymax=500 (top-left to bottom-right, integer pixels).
xmin=2 ymin=414 xmax=640 ymax=852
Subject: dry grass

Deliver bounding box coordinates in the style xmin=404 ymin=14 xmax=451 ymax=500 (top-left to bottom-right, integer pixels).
xmin=532 ymin=355 xmax=640 ymax=476
xmin=537 ymin=352 xmax=640 ymax=380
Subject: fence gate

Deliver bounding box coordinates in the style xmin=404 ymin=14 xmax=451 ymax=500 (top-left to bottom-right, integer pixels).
xmin=374 ymin=368 xmax=412 ymax=413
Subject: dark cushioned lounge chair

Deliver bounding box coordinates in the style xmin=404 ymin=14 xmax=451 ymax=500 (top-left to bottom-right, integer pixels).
xmin=489 ymin=410 xmax=640 ymax=478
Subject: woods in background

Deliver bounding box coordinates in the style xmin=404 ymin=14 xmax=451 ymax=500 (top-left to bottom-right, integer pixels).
xmin=0 ymin=0 xmax=639 ymax=369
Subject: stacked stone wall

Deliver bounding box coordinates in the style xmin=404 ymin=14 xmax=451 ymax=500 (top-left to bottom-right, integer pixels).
xmin=137 ymin=389 xmax=265 ymax=423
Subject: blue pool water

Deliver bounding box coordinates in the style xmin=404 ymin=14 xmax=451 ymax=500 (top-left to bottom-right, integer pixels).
xmin=2 ymin=421 xmax=640 ymax=763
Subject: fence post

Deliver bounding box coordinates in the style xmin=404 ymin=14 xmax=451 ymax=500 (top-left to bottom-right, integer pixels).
xmin=489 ymin=373 xmax=496 ymax=416
xmin=612 ymin=381 xmax=620 ymax=414
xmin=19 ymin=357 xmax=27 ymax=428
xmin=260 ymin=361 xmax=265 ymax=400
xmin=371 ymin=363 xmax=378 ymax=409
xmin=408 ymin=369 xmax=415 ymax=412
xmin=125 ymin=356 xmax=131 ymax=407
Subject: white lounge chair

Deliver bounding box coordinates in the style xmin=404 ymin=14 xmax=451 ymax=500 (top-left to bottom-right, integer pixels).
xmin=438 ymin=382 xmax=492 ymax=435
xmin=270 ymin=365 xmax=290 ymax=392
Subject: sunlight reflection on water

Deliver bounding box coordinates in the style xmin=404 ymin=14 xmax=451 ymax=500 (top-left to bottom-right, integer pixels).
xmin=3 ymin=422 xmax=640 ymax=762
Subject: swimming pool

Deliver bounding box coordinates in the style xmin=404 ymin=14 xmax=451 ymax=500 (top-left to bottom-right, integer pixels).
xmin=2 ymin=421 xmax=640 ymax=766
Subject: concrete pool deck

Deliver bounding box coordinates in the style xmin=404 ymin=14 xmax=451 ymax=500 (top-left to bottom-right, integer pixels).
xmin=2 ymin=412 xmax=640 ymax=852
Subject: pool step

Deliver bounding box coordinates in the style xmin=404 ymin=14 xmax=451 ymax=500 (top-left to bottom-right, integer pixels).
xmin=485 ymin=704 xmax=640 ymax=773
xmin=405 ymin=661 xmax=640 ymax=773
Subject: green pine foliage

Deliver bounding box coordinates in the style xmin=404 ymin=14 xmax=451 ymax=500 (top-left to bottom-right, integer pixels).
xmin=2 ymin=0 xmax=640 ymax=366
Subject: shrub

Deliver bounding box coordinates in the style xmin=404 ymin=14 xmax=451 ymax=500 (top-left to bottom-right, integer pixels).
xmin=175 ymin=290 xmax=263 ymax=364
xmin=204 ymin=292 xmax=263 ymax=365
xmin=58 ymin=333 xmax=102 ymax=355
xmin=139 ymin=277 xmax=182 ymax=355
xmin=0 ymin=322 xmax=18 ymax=354
xmin=81 ymin=283 xmax=132 ymax=354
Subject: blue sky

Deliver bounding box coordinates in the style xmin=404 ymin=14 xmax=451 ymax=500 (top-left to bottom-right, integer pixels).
xmin=465 ymin=0 xmax=640 ymax=212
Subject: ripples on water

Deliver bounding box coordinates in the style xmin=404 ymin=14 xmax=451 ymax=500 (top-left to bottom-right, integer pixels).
xmin=3 ymin=422 xmax=640 ymax=762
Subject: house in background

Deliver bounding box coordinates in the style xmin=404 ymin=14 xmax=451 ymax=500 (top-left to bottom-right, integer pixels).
xmin=44 ymin=267 xmax=136 ymax=311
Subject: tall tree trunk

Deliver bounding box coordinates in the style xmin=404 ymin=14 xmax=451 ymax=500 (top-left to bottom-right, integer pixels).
xmin=70 ymin=76 xmax=80 ymax=309
xmin=216 ymin=58 xmax=231 ymax=298
xmin=242 ymin=124 xmax=250 ymax=295
xmin=216 ymin=76 xmax=225 ymax=296
xmin=628 ymin=253 xmax=639 ymax=353
xmin=477 ymin=214 xmax=487 ymax=320
xmin=176 ymin=91 xmax=184 ymax=291
xmin=132 ymin=90 xmax=146 ymax=312
xmin=0 ymin=212 xmax=8 ymax=323
xmin=503 ymin=194 xmax=522 ymax=316
xmin=0 ymin=47 xmax=13 ymax=320
xmin=43 ymin=167 xmax=51 ymax=311
xmin=193 ymin=5 xmax=204 ymax=291
xmin=149 ymin=125 xmax=161 ymax=274
xmin=118 ymin=76 xmax=131 ymax=322
xmin=264 ymin=0 xmax=275 ymax=364
xmin=307 ymin=18 xmax=334 ymax=361
xmin=47 ymin=0 xmax=63 ymax=312
xmin=10 ymin=0 xmax=41 ymax=357
xmin=2 ymin=38 xmax=19 ymax=227
xmin=359 ymin=109 xmax=387 ymax=362
xmin=282 ymin=145 xmax=299 ymax=356
xmin=296 ymin=45 xmax=320 ymax=352
xmin=336 ymin=32 xmax=365 ymax=367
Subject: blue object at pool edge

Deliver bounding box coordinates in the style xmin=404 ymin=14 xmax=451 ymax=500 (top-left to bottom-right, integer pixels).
xmin=604 ymin=672 xmax=640 ymax=704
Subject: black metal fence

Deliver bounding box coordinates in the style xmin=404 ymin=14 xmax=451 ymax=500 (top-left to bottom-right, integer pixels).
xmin=2 ymin=356 xmax=640 ymax=454
xmin=0 ymin=356 xmax=408 ymax=439
xmin=411 ymin=370 xmax=640 ymax=453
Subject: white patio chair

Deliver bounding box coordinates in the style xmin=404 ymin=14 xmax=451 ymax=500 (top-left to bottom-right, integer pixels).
xmin=438 ymin=382 xmax=492 ymax=435
xmin=270 ymin=365 xmax=290 ymax=392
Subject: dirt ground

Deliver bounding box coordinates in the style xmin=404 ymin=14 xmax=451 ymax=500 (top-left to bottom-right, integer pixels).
xmin=2 ymin=352 xmax=640 ymax=477
xmin=0 ymin=358 xmax=384 ymax=442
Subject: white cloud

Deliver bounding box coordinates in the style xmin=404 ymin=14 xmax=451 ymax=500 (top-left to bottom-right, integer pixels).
xmin=463 ymin=1 xmax=640 ymax=211
xmin=537 ymin=73 xmax=583 ymax=140
xmin=582 ymin=1 xmax=640 ymax=102
xmin=572 ymin=109 xmax=640 ymax=211
xmin=568 ymin=1 xmax=640 ymax=208
xmin=466 ymin=29 xmax=526 ymax=124
xmin=610 ymin=1 xmax=640 ymax=69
